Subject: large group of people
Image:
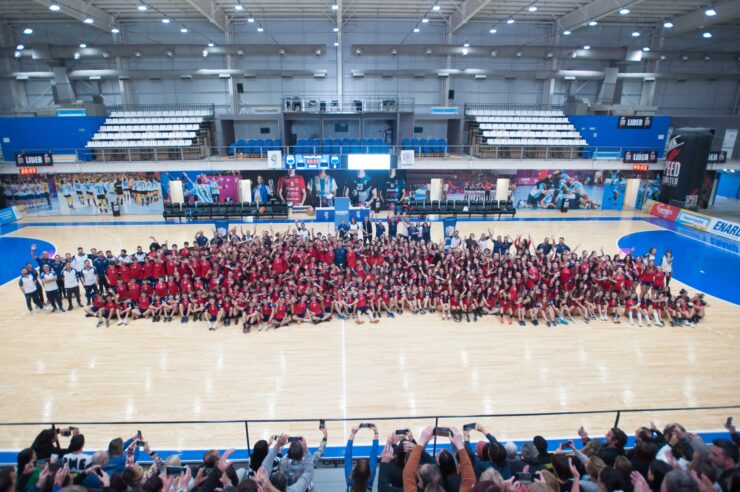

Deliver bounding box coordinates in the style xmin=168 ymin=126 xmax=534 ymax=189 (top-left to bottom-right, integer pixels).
xmin=3 ymin=419 xmax=738 ymax=492
xmin=18 ymin=215 xmax=705 ymax=331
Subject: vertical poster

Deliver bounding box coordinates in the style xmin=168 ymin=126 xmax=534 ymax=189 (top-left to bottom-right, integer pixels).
xmin=659 ymin=128 xmax=712 ymax=209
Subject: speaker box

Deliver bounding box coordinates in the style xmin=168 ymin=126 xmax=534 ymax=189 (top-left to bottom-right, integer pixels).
xmin=448 ymin=89 xmax=455 ymax=100
xmin=236 ymin=83 xmax=244 ymax=94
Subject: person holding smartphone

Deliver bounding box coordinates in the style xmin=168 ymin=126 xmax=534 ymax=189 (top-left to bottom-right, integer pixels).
xmin=345 ymin=424 xmax=379 ymax=491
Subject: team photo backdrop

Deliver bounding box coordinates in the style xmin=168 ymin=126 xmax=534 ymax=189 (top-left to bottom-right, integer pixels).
xmin=0 ymin=172 xmax=163 ymax=216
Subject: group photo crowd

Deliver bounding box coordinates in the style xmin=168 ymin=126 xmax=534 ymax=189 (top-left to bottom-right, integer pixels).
xmin=17 ymin=214 xmax=708 ymax=331
xmin=3 ymin=419 xmax=738 ymax=492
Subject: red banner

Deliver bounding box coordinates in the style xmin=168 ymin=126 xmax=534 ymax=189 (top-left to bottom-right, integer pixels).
xmin=648 ymin=201 xmax=680 ymax=221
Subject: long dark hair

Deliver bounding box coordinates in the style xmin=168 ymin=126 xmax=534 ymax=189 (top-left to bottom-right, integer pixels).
xmin=350 ymin=459 xmax=370 ymax=492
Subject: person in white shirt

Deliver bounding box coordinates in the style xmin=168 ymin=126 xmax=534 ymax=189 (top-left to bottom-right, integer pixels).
xmin=62 ymin=434 xmax=92 ymax=474
xmin=18 ymin=268 xmax=44 ymax=313
xmin=71 ymin=247 xmax=89 ymax=273
xmin=62 ymin=263 xmax=83 ymax=310
xmin=348 ymin=218 xmax=361 ymax=240
xmin=118 ymin=249 xmax=132 ymax=264
xmin=39 ymin=265 xmax=65 ymax=313
xmin=661 ymin=249 xmax=673 ymax=286
xmin=133 ymin=246 xmax=147 ymax=262
xmin=80 ymin=260 xmax=98 ymax=305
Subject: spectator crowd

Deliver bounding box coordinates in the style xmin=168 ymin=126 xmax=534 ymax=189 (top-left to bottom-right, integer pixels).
xmin=18 ymin=216 xmax=705 ymax=331
xmin=2 ymin=419 xmax=738 ymax=492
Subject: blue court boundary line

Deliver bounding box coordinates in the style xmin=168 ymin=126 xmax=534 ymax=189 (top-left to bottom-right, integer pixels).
xmin=0 ymin=431 xmax=731 ymax=465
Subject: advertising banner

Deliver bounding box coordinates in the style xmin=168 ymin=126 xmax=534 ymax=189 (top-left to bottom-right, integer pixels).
xmin=443 ymin=216 xmax=457 ymax=249
xmin=659 ymin=128 xmax=712 ymax=209
xmin=707 ymin=218 xmax=740 ymax=241
xmin=675 ymin=210 xmax=711 ymax=230
xmin=647 ymin=200 xmax=680 ymax=221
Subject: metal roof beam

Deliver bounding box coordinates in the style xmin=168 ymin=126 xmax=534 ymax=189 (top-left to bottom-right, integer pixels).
xmin=450 ymin=0 xmax=494 ymax=32
xmin=557 ymin=0 xmax=642 ymax=32
xmin=30 ymin=0 xmax=116 ymax=32
xmin=182 ymin=0 xmax=227 ymax=32
xmin=665 ymin=0 xmax=740 ymax=35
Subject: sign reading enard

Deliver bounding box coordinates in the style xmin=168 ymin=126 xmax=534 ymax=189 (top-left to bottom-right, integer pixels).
xmin=16 ymin=152 xmax=53 ymax=167
xmin=618 ymin=116 xmax=653 ymax=129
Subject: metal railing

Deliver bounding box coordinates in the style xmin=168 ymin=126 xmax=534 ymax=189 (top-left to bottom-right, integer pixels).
xmin=107 ymin=103 xmax=215 ymax=115
xmin=464 ymin=102 xmax=566 ymax=114
xmin=0 ymin=145 xmax=667 ymax=165
xmin=0 ymin=404 xmax=736 ymax=464
xmin=282 ymin=96 xmax=415 ymax=113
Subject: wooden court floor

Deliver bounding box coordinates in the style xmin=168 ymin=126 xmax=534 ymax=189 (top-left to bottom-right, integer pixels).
xmin=0 ymin=211 xmax=738 ymax=452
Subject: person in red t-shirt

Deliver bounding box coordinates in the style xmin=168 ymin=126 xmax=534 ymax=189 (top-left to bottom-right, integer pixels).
xmin=268 ymin=299 xmax=291 ymax=329
xmin=355 ymin=290 xmax=377 ymax=324
xmin=161 ymin=295 xmax=178 ymax=323
xmin=241 ymin=300 xmax=261 ymax=333
xmin=133 ymin=293 xmax=151 ymax=320
xmin=85 ymin=293 xmax=106 ymax=322
xmin=205 ymin=298 xmax=222 ymax=331
xmin=292 ymin=295 xmax=308 ymax=325
xmin=154 ymin=277 xmax=168 ymax=299
xmin=101 ymin=295 xmax=118 ymax=327
xmin=277 ymin=170 xmax=307 ymax=206
xmin=116 ymin=299 xmax=133 ymax=326
xmin=308 ymin=295 xmax=330 ymax=324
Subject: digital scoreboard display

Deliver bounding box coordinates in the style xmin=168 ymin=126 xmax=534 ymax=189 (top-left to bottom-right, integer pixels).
xmin=284 ymin=154 xmax=341 ymax=170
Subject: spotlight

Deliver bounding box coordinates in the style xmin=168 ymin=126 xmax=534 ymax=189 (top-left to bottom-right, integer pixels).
xmin=489 ymin=28 xmax=497 ymax=34
xmin=49 ymin=4 xmax=61 ymax=11
xmin=16 ymin=44 xmax=24 ymax=50
xmin=331 ymin=4 xmax=339 ymax=10
xmin=507 ymin=18 xmax=515 ymax=24
xmin=528 ymin=5 xmax=537 ymax=12
xmin=583 ymin=45 xmax=591 ymax=50
xmin=315 ymin=48 xmax=322 ymax=56
xmin=425 ymin=48 xmax=433 ymax=55
xmin=137 ymin=4 xmax=147 ymax=11
xmin=562 ymin=30 xmax=571 ymax=35
xmin=23 ymin=27 xmax=33 ymax=35
xmin=463 ymin=42 xmax=470 ymax=47
xmin=162 ymin=18 xmax=170 ymax=24
xmin=588 ymin=20 xmax=597 ymax=26
xmin=462 ymin=48 xmax=468 ymax=55
xmin=391 ymin=48 xmax=398 ymax=56
xmin=663 ymin=21 xmax=674 ymax=28
xmin=79 ymin=43 xmax=87 ymax=48
xmin=84 ymin=17 xmax=94 ymax=24
xmin=422 ymin=18 xmax=429 ymax=23
xmin=202 ymin=49 xmax=208 ymax=57
xmin=111 ymin=27 xmax=120 ymax=34
xmin=702 ymin=31 xmax=712 ymax=38
xmin=333 ymin=27 xmax=339 ymax=32
xmin=247 ymin=17 xmax=255 ymax=22
xmin=257 ymin=26 xmax=264 ymax=32
xmin=238 ymin=49 xmax=245 ymax=55
xmin=235 ymin=4 xmax=244 ymax=10
xmin=619 ymin=8 xmax=630 ymax=14
xmin=333 ymin=42 xmax=339 ymax=47
xmin=515 ymin=51 xmax=522 ymax=57
xmin=180 ymin=27 xmax=188 ymax=33
xmin=704 ymin=8 xmax=716 ymax=16
xmin=74 ymin=52 xmax=80 ymax=59
xmin=135 ymin=50 xmax=141 ymax=57
xmin=632 ymin=31 xmax=640 ymax=37
xmin=14 ymin=51 xmax=21 ymax=58
xmin=208 ymin=42 xmax=215 ymax=47
xmin=166 ymin=51 xmax=173 ymax=57
xmin=278 ymin=48 xmax=285 ymax=55
xmin=642 ymin=46 xmax=650 ymax=52
xmin=102 ymin=51 xmax=110 ymax=58
xmin=432 ymin=4 xmax=440 ymax=11
xmin=490 ymin=49 xmax=498 ymax=57
xmin=413 ymin=27 xmax=420 ymax=33
xmin=355 ymin=48 xmax=363 ymax=55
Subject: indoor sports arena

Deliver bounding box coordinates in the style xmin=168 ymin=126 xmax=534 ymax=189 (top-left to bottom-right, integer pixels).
xmin=0 ymin=1 xmax=738 ymax=491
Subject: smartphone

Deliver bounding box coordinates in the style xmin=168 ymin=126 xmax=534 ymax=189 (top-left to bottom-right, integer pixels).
xmin=166 ymin=466 xmax=186 ymax=476
xmin=136 ymin=440 xmax=146 ymax=447
xmin=287 ymin=436 xmax=302 ymax=443
xmin=136 ymin=430 xmax=143 ymax=440
xmin=433 ymin=427 xmax=452 ymax=437
xmin=395 ymin=429 xmax=409 ymax=435
xmin=463 ymin=423 xmax=476 ymax=432
xmin=319 ymin=419 xmax=325 ymax=430
xmin=272 ymin=435 xmax=280 ymax=441
xmin=727 ymin=417 xmax=734 ymax=427
xmin=515 ymin=472 xmax=533 ymax=484
xmin=359 ymin=423 xmax=373 ymax=429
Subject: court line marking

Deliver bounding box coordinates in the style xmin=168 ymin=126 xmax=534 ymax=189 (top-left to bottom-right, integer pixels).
xmin=341 ymin=318 xmax=348 ymax=440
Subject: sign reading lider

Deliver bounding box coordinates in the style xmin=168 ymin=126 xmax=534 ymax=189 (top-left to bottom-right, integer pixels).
xmin=707 ymin=218 xmax=740 ymax=241
xmin=16 ymin=152 xmax=53 ymax=167
xmin=618 ymin=116 xmax=653 ymax=129
xmin=623 ymin=150 xmax=657 ymax=164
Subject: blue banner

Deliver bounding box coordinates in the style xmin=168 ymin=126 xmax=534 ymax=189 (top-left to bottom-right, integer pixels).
xmin=443 ymin=217 xmax=457 ymax=249
xmin=334 ymin=197 xmax=350 ymax=228
xmin=0 ymin=207 xmax=21 ymax=225
xmin=214 ymin=219 xmax=229 ymax=237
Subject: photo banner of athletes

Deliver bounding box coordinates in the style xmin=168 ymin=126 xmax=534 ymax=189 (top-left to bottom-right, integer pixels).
xmin=0 ymin=173 xmax=163 ymax=216
xmin=513 ymin=169 xmax=663 ymax=211
xmin=159 ymin=169 xmax=409 ymax=212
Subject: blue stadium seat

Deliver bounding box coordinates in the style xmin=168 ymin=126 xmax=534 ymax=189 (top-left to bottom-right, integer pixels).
xmin=438 ymin=138 xmax=448 ymax=154
xmin=228 ymin=143 xmax=237 ymax=156
xmin=420 ymin=138 xmax=430 ymax=154
xmin=402 ymin=138 xmax=411 ymax=150
xmin=297 ymin=138 xmax=307 ymax=154
xmin=264 ymin=138 xmax=274 ymax=151
xmin=411 ymin=138 xmax=420 ymax=154
xmin=246 ymin=139 xmax=257 ymax=154
xmin=274 ymin=138 xmax=283 ymax=149
xmin=322 ymin=139 xmax=333 ymax=153
xmin=256 ymin=139 xmax=265 ymax=154
xmin=350 ymin=138 xmax=359 ymax=153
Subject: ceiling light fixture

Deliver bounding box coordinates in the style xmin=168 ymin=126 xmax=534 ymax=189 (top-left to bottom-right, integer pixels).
xmin=247 ymin=17 xmax=255 ymax=22
xmin=506 ymin=18 xmax=515 ymax=24
xmin=702 ymin=31 xmax=712 ymax=38
xmin=588 ymin=20 xmax=597 ymax=26
xmin=135 ymin=50 xmax=141 ymax=57
xmin=562 ymin=30 xmax=571 ymax=35
xmin=391 ymin=48 xmax=398 ymax=56
xmin=619 ymin=8 xmax=630 ymax=14
xmin=463 ymin=42 xmax=470 ymax=47
xmin=23 ymin=27 xmax=33 ymax=34
xmin=238 ymin=49 xmax=245 ymax=55
xmin=528 ymin=4 xmax=537 ymax=12
xmin=422 ymin=18 xmax=429 ymax=23
xmin=208 ymin=42 xmax=215 ymax=47
xmin=462 ymin=48 xmax=468 ymax=55
xmin=489 ymin=28 xmax=497 ymax=34
xmin=663 ymin=21 xmax=674 ymax=28
xmin=331 ymin=4 xmax=339 ymax=10
xmin=202 ymin=49 xmax=208 ymax=57
xmin=162 ymin=18 xmax=170 ymax=24
xmin=425 ymin=48 xmax=433 ymax=55
xmin=642 ymin=46 xmax=650 ymax=52
xmin=413 ymin=27 xmax=420 ymax=32
xmin=583 ymin=45 xmax=591 ymax=50
xmin=632 ymin=31 xmax=640 ymax=37
xmin=704 ymin=8 xmax=717 ymax=16
xmin=74 ymin=52 xmax=80 ymax=59
xmin=16 ymin=44 xmax=24 ymax=50
xmin=432 ymin=4 xmax=440 ymax=11
xmin=79 ymin=43 xmax=87 ymax=48
xmin=111 ymin=27 xmax=120 ymax=33
xmin=257 ymin=26 xmax=264 ymax=32
xmin=49 ymin=4 xmax=61 ymax=11
xmin=137 ymin=4 xmax=147 ymax=11
xmin=180 ymin=27 xmax=188 ymax=33
xmin=84 ymin=17 xmax=94 ymax=24
xmin=333 ymin=27 xmax=339 ymax=32
xmin=235 ymin=4 xmax=244 ymax=10
xmin=14 ymin=51 xmax=21 ymax=58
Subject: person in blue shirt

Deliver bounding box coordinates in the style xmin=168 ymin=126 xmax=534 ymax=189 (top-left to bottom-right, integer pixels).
xmin=345 ymin=424 xmax=379 ymax=491
xmin=421 ymin=221 xmax=432 ymax=243
xmin=374 ymin=219 xmax=386 ymax=239
xmin=92 ymin=252 xmax=110 ymax=294
xmin=337 ymin=220 xmax=350 ymax=239
xmin=334 ymin=243 xmax=347 ymax=267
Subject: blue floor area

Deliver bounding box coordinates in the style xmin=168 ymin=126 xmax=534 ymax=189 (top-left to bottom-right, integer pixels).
xmin=618 ymin=226 xmax=740 ymax=305
xmin=0 ymin=237 xmax=55 ymax=285
xmin=0 ymin=431 xmax=731 ymax=465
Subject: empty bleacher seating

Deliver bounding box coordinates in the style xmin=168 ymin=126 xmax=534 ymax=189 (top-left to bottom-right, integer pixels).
xmin=403 ymin=198 xmax=515 ymax=218
xmin=163 ymin=200 xmax=289 ymax=221
xmin=465 ymin=107 xmax=587 ymax=158
xmin=401 ymin=137 xmax=448 ymax=156
xmin=86 ymin=107 xmax=214 ymax=160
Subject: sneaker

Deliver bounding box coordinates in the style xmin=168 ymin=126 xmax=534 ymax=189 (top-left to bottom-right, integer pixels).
xmin=117 ymin=320 xmax=124 ymax=326
xmin=499 ymin=317 xmax=504 ymax=323
xmin=51 ymin=308 xmax=57 ymax=313
xmin=629 ymin=320 xmax=634 ymax=326
xmin=105 ymin=319 xmax=110 ymax=327
xmin=387 ymin=312 xmax=395 ymax=318
xmin=124 ymin=320 xmax=128 ymax=325
xmin=638 ymin=322 xmax=643 ymax=327
xmin=518 ymin=320 xmax=525 ymax=326
xmin=532 ymin=319 xmax=539 ymax=326
xmin=508 ymin=318 xmax=513 ymax=325
xmin=584 ymin=318 xmax=590 ymax=324
xmin=59 ymin=308 xmax=65 ymax=313
xmin=96 ymin=320 xmax=103 ymax=327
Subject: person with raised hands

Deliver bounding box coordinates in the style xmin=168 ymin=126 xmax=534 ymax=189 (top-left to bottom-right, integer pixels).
xmin=259 ymin=434 xmax=315 ymax=492
xmin=402 ymin=425 xmax=475 ymax=492
xmin=345 ymin=423 xmax=380 ymax=491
